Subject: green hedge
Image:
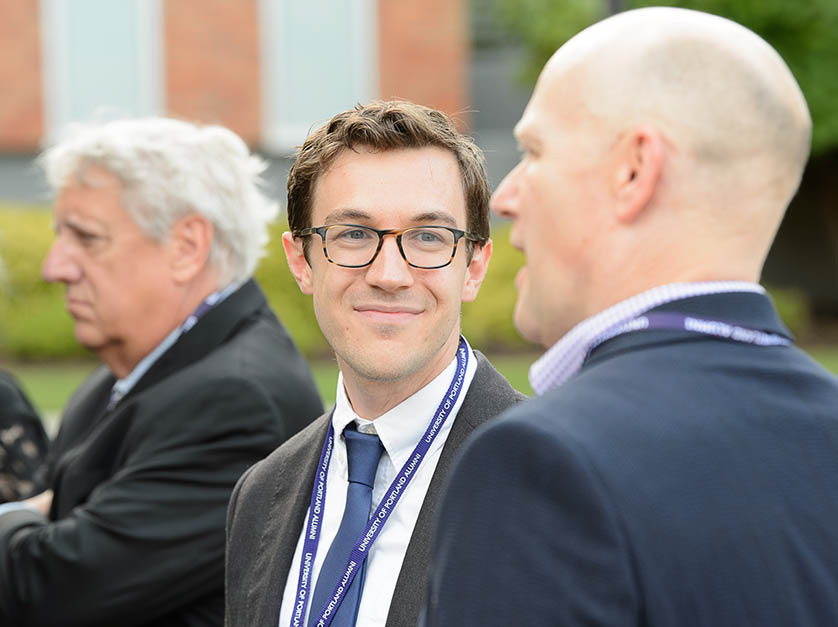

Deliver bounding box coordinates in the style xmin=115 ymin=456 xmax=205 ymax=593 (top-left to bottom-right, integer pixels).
xmin=0 ymin=208 xmax=85 ymax=358
xmin=0 ymin=206 xmax=812 ymax=359
xmin=0 ymin=206 xmax=533 ymax=359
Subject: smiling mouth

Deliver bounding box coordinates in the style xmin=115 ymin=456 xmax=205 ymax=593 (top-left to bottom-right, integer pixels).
xmin=355 ymin=304 xmax=422 ymax=313
xmin=354 ymin=306 xmax=422 ymax=323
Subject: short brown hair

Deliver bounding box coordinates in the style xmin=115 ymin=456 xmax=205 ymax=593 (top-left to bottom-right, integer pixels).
xmin=287 ymin=100 xmax=490 ymax=245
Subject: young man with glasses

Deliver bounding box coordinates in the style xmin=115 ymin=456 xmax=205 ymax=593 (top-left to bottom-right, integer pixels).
xmin=225 ymin=100 xmax=525 ymax=627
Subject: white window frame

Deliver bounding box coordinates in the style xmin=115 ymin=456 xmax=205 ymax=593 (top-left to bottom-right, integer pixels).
xmin=39 ymin=0 xmax=164 ymax=144
xmin=259 ymin=0 xmax=378 ymax=154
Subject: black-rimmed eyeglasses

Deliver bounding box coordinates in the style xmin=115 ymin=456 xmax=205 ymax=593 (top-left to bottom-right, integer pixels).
xmin=295 ymin=223 xmax=482 ymax=269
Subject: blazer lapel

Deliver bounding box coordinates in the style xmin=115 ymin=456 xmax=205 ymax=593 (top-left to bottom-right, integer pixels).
xmin=47 ymin=366 xmax=114 ymax=502
xmin=128 ymin=279 xmax=269 ymax=402
xmin=51 ymin=366 xmax=113 ymax=450
xmin=386 ymin=353 xmax=526 ymax=626
xmin=250 ymin=415 xmax=331 ymax=627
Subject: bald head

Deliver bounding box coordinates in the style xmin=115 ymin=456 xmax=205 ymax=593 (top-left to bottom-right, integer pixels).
xmin=494 ymin=7 xmax=812 ymax=345
xmin=542 ymin=7 xmax=810 ymax=208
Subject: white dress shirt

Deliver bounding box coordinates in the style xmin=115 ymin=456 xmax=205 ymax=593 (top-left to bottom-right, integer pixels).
xmin=278 ymin=341 xmax=477 ymax=627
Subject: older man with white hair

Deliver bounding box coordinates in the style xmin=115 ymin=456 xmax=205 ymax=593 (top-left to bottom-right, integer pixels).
xmin=425 ymin=7 xmax=838 ymax=627
xmin=0 ymin=117 xmax=323 ymax=626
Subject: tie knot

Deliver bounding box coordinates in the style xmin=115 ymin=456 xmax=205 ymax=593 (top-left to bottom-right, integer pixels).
xmin=343 ymin=427 xmax=383 ymax=489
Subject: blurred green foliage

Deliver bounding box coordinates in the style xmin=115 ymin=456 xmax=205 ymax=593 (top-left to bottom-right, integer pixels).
xmin=253 ymin=223 xmax=331 ymax=357
xmin=0 ymin=207 xmax=84 ymax=358
xmin=0 ymin=206 xmax=815 ymax=359
xmin=492 ymin=0 xmax=838 ymax=155
xmin=462 ymin=229 xmax=532 ymax=352
xmin=768 ymin=285 xmax=813 ymax=340
xmin=0 ymin=206 xmax=532 ymax=359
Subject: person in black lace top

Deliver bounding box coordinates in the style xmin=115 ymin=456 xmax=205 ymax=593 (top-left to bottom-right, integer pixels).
xmin=0 ymin=369 xmax=48 ymax=503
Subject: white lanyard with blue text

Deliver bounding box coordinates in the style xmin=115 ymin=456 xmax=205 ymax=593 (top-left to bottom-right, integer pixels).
xmin=289 ymin=337 xmax=470 ymax=627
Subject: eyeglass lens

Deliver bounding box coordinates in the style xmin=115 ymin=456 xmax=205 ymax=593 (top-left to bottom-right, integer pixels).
xmin=324 ymin=225 xmax=457 ymax=268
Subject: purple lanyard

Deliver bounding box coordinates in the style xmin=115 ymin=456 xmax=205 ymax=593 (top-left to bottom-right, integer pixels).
xmin=182 ymin=290 xmax=224 ymax=332
xmin=289 ymin=337 xmax=469 ymax=627
xmin=597 ymin=312 xmax=792 ymax=350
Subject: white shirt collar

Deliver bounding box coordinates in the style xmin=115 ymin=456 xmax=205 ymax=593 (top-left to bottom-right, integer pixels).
xmin=332 ymin=340 xmax=474 ymax=471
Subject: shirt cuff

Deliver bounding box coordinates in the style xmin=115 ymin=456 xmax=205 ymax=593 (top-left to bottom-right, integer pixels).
xmin=0 ymin=502 xmax=37 ymax=517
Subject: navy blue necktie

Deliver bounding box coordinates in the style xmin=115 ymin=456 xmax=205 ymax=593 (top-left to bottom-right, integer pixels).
xmin=308 ymin=426 xmax=383 ymax=627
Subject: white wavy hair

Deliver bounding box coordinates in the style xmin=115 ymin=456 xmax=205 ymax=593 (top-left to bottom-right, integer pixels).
xmin=40 ymin=117 xmax=279 ymax=283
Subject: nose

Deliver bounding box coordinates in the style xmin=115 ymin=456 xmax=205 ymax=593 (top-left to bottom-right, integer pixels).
xmin=364 ymin=235 xmax=414 ymax=291
xmin=42 ymin=236 xmax=82 ymax=284
xmin=491 ymin=163 xmax=522 ymax=220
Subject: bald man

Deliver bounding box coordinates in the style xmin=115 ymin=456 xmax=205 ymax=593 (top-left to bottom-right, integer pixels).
xmin=424 ymin=8 xmax=838 ymax=626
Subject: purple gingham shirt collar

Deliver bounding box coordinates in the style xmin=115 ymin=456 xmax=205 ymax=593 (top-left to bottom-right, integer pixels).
xmin=529 ymin=281 xmax=766 ymax=395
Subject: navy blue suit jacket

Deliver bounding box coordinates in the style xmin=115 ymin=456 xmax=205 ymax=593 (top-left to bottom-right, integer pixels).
xmin=425 ymin=292 xmax=838 ymax=626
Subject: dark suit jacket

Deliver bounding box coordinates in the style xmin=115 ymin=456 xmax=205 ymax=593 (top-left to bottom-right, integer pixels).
xmin=425 ymin=292 xmax=838 ymax=626
xmin=225 ymin=351 xmax=525 ymax=627
xmin=0 ymin=280 xmax=324 ymax=627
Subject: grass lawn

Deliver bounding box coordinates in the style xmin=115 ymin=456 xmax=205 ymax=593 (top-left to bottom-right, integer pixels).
xmin=11 ymin=361 xmax=99 ymax=415
xmin=8 ymin=352 xmax=539 ymax=420
xmin=8 ymin=345 xmax=837 ymax=420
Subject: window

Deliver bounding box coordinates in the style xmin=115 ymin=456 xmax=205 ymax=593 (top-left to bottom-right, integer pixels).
xmin=260 ymin=0 xmax=377 ymax=153
xmin=40 ymin=0 xmax=163 ymax=142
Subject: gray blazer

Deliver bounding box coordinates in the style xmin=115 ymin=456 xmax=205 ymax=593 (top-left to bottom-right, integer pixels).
xmin=225 ymin=351 xmax=525 ymax=627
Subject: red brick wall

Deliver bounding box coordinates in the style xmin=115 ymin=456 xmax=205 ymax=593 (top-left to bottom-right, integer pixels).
xmin=0 ymin=0 xmax=43 ymax=151
xmin=164 ymin=0 xmax=261 ymax=144
xmin=0 ymin=1 xmax=469 ymax=151
xmin=378 ymin=0 xmax=469 ymax=127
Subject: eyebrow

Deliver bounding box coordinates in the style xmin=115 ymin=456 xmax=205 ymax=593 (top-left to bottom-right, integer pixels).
xmin=322 ymin=209 xmax=372 ymax=224
xmin=412 ymin=211 xmax=457 ymax=227
xmin=54 ymin=216 xmax=105 ymax=235
xmin=322 ymin=209 xmax=458 ymax=228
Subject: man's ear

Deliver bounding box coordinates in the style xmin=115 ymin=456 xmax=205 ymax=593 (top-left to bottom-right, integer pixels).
xmin=461 ymin=238 xmax=492 ymax=303
xmin=169 ymin=213 xmax=214 ymax=283
xmin=612 ymin=126 xmax=664 ymax=223
xmin=282 ymin=231 xmax=314 ymax=295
